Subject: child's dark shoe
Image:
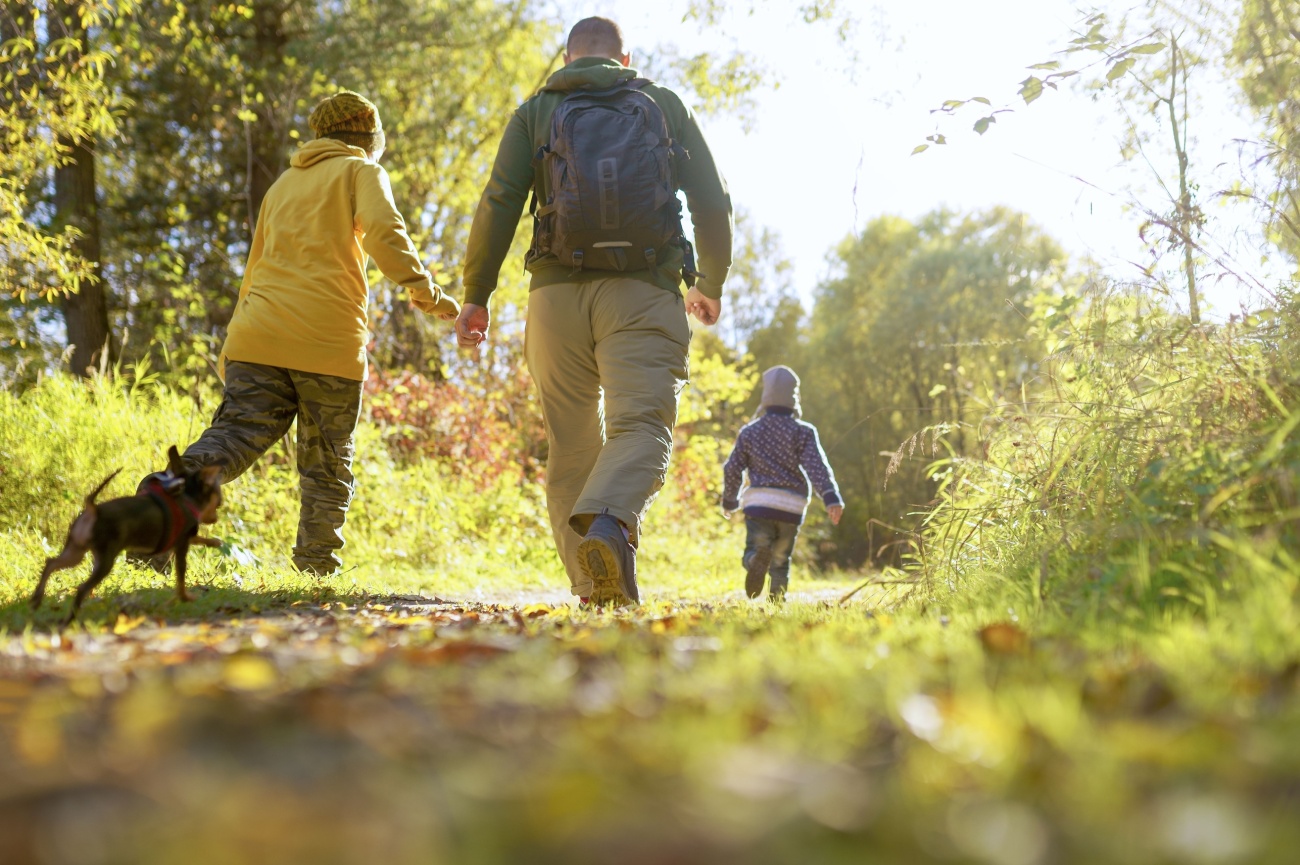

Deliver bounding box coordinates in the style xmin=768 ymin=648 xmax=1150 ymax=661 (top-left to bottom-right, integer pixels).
xmin=768 ymin=575 xmax=788 ymax=603
xmin=744 ymin=547 xmax=771 ymax=599
xmin=577 ymin=514 xmax=638 ymax=606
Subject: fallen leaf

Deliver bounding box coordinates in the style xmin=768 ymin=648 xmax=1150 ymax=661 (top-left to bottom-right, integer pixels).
xmin=223 ymin=655 xmax=278 ymax=691
xmin=113 ymin=614 xmax=148 ymax=636
xmin=977 ymin=622 xmax=1029 ymax=656
xmin=405 ymin=640 xmax=513 ymax=664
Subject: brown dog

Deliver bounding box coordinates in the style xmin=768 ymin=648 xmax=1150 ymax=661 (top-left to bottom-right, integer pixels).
xmin=33 ymin=446 xmax=224 ymax=624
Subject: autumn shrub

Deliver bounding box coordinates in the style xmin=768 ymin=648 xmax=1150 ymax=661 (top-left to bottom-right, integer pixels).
xmin=920 ymin=284 xmax=1300 ymax=619
xmin=366 ymin=364 xmax=545 ymax=482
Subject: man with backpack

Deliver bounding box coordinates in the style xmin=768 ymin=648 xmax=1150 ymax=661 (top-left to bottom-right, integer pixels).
xmin=459 ymin=16 xmax=733 ymax=606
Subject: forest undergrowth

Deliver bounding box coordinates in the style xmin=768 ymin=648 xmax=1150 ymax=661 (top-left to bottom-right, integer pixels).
xmin=1 ymin=288 xmax=1299 ymax=863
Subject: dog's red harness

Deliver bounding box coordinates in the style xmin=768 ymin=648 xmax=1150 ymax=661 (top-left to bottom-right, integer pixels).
xmin=140 ymin=477 xmax=204 ymax=554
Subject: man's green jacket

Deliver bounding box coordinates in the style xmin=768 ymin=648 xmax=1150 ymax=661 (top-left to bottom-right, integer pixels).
xmin=462 ymin=57 xmax=734 ymax=307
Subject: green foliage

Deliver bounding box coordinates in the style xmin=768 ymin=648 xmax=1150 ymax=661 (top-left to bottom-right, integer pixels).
xmin=82 ymin=0 xmax=560 ymax=377
xmin=0 ymin=0 xmax=133 ymax=299
xmin=638 ymin=44 xmax=770 ymax=130
xmin=1233 ymin=0 xmax=1300 ymax=261
xmin=920 ymin=284 xmax=1300 ymax=621
xmin=783 ymin=208 xmax=1073 ymax=567
xmin=923 ymin=11 xmax=1169 ymax=135
xmin=924 ymin=7 xmax=1217 ymax=320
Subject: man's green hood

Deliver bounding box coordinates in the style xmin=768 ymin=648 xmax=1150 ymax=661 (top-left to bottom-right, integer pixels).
xmin=541 ymin=56 xmax=637 ymax=93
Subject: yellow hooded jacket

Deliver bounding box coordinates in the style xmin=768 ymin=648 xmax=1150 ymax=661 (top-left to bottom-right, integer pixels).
xmin=221 ymin=138 xmax=456 ymax=381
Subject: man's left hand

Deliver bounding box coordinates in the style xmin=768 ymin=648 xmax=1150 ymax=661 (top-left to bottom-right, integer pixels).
xmin=455 ymin=303 xmax=490 ymax=350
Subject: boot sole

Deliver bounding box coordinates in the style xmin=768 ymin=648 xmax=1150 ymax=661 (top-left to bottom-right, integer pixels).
xmin=578 ymin=536 xmax=630 ymax=607
xmin=745 ymin=548 xmax=772 ymax=599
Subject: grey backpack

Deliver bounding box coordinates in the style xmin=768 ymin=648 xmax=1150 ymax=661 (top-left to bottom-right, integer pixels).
xmin=528 ymin=79 xmax=700 ymax=284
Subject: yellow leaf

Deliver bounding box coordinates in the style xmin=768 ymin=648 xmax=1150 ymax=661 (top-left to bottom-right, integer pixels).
xmin=223 ymin=655 xmax=278 ymax=691
xmin=113 ymin=613 xmax=147 ymax=635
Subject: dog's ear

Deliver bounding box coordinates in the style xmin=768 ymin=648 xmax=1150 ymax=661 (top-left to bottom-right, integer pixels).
xmin=167 ymin=445 xmax=185 ymax=476
xmin=199 ymin=464 xmax=223 ymax=486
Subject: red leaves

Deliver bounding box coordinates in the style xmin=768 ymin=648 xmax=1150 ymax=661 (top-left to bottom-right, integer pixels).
xmin=365 ymin=368 xmax=545 ymax=481
xmin=404 ymin=640 xmax=515 ymax=665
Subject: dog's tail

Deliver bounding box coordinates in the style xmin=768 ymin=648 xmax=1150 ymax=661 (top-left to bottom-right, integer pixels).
xmin=85 ymin=468 xmax=123 ymax=507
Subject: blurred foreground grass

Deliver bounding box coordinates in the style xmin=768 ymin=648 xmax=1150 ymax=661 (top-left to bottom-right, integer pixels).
xmin=1 ymin=587 xmax=1297 ymax=865
xmin=2 ymin=377 xmax=1299 ymax=863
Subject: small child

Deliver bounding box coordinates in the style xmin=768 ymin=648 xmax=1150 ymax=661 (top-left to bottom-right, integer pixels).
xmin=141 ymin=90 xmax=459 ymax=575
xmin=721 ymin=366 xmax=844 ymax=600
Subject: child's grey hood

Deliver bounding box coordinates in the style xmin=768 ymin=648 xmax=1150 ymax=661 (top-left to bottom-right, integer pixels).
xmin=758 ymin=366 xmax=801 ymax=418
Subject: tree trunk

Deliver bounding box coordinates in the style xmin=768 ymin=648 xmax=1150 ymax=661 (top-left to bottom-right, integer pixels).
xmin=52 ymin=3 xmax=112 ymax=376
xmin=246 ymin=0 xmax=290 ymax=230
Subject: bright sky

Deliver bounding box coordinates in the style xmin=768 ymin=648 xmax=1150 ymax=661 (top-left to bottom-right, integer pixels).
xmin=563 ymin=0 xmax=1282 ymax=317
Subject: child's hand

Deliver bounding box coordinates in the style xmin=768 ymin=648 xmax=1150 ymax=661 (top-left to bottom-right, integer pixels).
xmin=436 ymin=293 xmax=460 ymax=321
xmin=828 ymin=504 xmax=843 ymax=526
xmin=413 ymin=291 xmax=459 ymax=320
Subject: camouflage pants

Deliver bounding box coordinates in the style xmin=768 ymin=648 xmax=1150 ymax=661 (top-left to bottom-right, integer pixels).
xmin=182 ymin=360 xmax=362 ymax=574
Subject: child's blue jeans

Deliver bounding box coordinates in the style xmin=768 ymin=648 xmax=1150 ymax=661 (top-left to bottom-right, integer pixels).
xmin=743 ymin=516 xmax=801 ymax=597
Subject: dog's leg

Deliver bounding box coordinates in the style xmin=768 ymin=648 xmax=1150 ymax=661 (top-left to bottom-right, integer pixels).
xmin=190 ymin=536 xmax=223 ymax=549
xmin=174 ymin=539 xmax=192 ymax=603
xmin=65 ymin=548 xmax=118 ymax=626
xmin=36 ymin=507 xmax=97 ymax=610
xmin=31 ymin=544 xmax=87 ymax=609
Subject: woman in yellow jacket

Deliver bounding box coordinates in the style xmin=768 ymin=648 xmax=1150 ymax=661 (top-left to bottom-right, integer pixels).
xmin=146 ymin=90 xmax=459 ymax=575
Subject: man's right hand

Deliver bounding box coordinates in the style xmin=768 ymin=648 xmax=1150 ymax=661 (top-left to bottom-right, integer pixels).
xmin=455 ymin=303 xmax=490 ymax=350
xmin=685 ymin=287 xmax=721 ymax=326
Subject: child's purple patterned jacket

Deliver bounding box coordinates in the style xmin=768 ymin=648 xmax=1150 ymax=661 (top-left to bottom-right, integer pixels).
xmin=721 ymin=408 xmax=843 ymax=524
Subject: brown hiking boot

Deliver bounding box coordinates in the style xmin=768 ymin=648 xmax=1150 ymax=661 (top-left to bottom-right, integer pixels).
xmin=577 ymin=514 xmax=639 ymax=606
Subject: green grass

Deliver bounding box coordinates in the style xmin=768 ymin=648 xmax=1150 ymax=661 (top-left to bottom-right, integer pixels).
xmin=1 ymin=374 xmax=1298 ymax=863
xmin=2 ymin=593 xmax=1297 ymax=864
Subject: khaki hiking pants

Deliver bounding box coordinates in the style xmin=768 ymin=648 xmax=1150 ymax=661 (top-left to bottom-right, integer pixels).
xmin=525 ymin=277 xmax=691 ymax=597
xmin=181 ymin=360 xmax=363 ymax=574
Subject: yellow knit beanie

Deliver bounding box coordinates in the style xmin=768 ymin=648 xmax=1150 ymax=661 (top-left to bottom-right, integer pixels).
xmin=308 ymin=90 xmax=382 ymax=137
